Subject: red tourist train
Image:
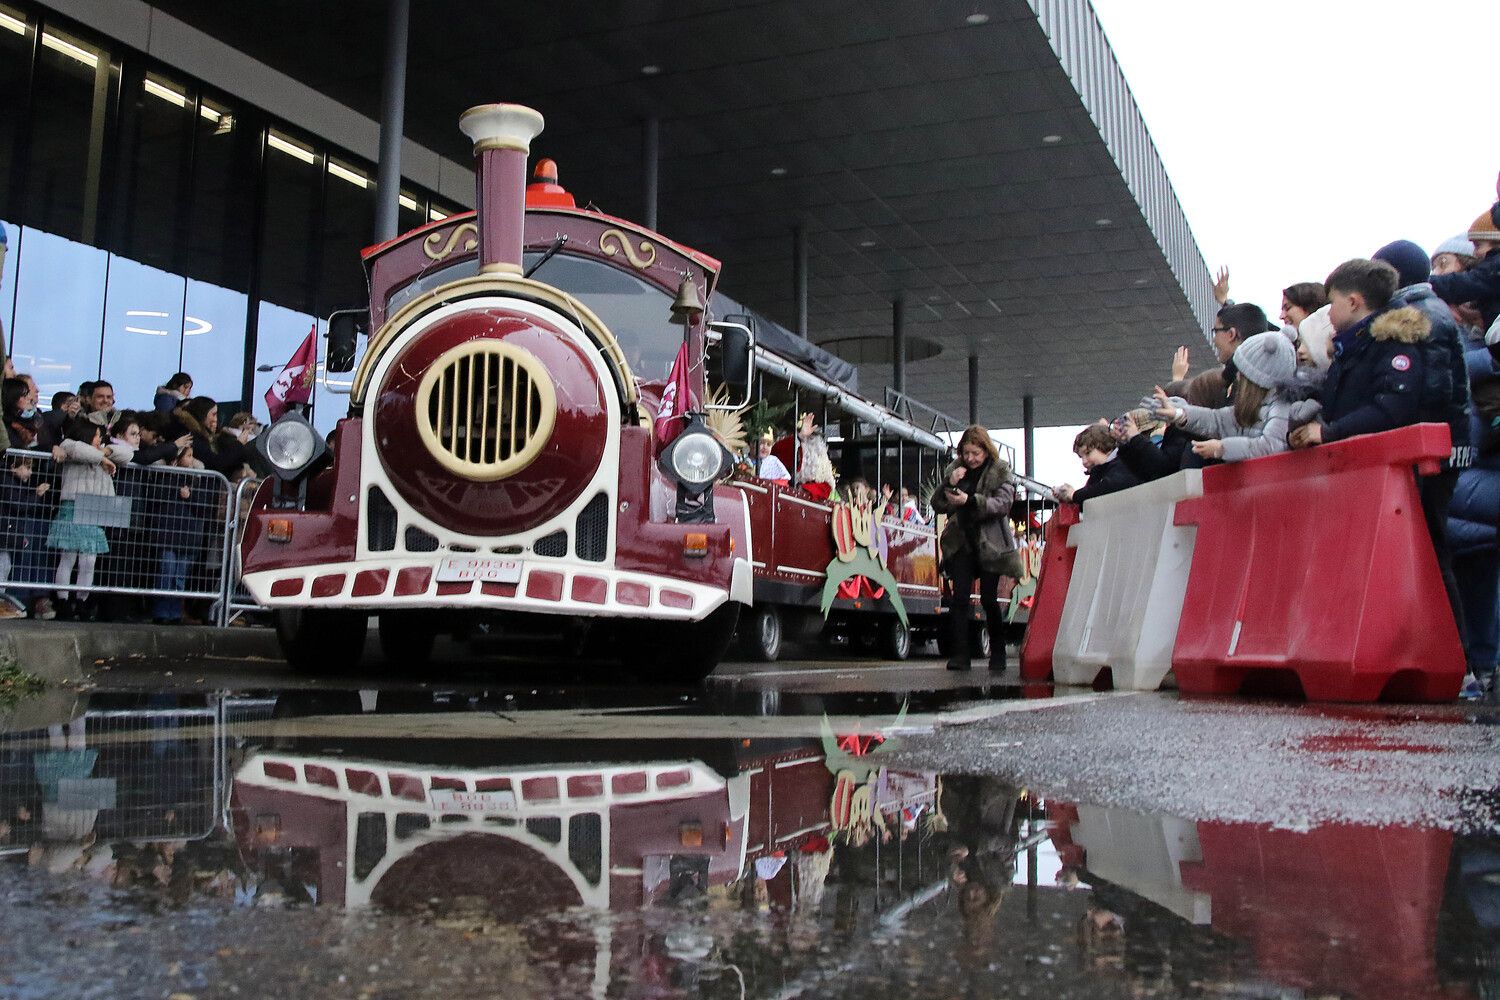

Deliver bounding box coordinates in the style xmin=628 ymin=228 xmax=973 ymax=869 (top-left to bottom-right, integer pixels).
xmin=239 ymin=102 xmax=1044 ymax=679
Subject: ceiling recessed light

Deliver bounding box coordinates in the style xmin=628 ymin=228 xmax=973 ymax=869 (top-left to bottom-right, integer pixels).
xmin=1133 ymin=277 xmax=1149 ymax=286
xmin=1042 ymin=134 xmax=1062 ymax=144
xmin=927 ymin=294 xmax=943 ymax=302
xmin=964 ymin=12 xmax=990 ymax=25
xmin=1094 ymin=218 xmax=1112 ymax=226
xmin=769 ymin=166 xmax=787 ymax=177
xmin=640 ymin=64 xmax=661 ymax=76
xmin=859 ymin=239 xmax=877 ymax=248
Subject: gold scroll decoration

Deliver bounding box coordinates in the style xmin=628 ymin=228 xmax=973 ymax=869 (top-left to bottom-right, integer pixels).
xmin=599 ymin=228 xmax=657 ymax=269
xmin=423 ymin=223 xmax=479 ymax=262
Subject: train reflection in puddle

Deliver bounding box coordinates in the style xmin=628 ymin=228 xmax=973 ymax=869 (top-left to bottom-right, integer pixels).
xmin=1 ymin=690 xmax=1496 ymax=998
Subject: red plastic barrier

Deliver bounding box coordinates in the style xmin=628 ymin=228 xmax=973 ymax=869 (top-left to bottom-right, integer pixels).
xmin=1179 ymin=822 xmax=1459 ymax=1000
xmin=1019 ymin=504 xmax=1081 ymax=681
xmin=1171 ymin=424 xmax=1463 ymax=702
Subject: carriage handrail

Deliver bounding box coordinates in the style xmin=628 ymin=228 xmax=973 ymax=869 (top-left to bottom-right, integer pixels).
xmin=753 ymin=343 xmax=949 ymax=453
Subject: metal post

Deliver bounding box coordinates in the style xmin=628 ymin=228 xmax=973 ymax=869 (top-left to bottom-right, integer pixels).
xmin=967 ymin=354 xmax=980 ymax=426
xmin=793 ymin=225 xmax=808 ymax=338
xmin=1022 ymin=393 xmax=1036 ymax=479
xmin=642 ymin=116 xmax=659 ymax=231
xmin=892 ymin=294 xmax=906 ymax=394
xmin=372 ymin=0 xmax=411 ymax=243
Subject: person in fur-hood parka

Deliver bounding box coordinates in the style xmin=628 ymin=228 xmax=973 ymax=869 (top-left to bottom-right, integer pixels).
xmin=1311 ymin=303 xmax=1440 ymax=444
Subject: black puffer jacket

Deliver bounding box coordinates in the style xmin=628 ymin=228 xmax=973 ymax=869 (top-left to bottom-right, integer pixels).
xmin=1390 ymin=283 xmax=1473 ymax=469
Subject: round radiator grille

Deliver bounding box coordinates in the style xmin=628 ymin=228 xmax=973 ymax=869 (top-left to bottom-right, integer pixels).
xmin=415 ymin=340 xmax=556 ymax=480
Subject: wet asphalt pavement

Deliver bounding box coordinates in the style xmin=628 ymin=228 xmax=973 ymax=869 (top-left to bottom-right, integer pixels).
xmin=5 ymin=644 xmax=1500 ymax=999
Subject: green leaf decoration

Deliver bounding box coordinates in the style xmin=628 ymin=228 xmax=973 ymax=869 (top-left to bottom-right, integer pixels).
xmin=819 ymin=549 xmax=910 ymax=627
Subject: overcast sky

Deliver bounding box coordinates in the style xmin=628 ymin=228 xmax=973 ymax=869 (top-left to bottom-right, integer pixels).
xmin=1001 ymin=0 xmax=1500 ymax=489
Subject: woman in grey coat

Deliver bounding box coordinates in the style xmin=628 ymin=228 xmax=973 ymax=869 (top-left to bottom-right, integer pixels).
xmin=931 ymin=425 xmax=1023 ymax=672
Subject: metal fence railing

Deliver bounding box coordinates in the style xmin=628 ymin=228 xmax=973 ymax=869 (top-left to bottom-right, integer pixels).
xmin=1 ymin=448 xmax=238 ymax=626
xmin=222 ymin=476 xmax=265 ymax=626
xmin=0 ymin=703 xmax=222 ymax=858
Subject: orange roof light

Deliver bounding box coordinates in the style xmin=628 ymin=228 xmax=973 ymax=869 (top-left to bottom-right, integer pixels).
xmin=526 ymin=158 xmax=576 ymax=208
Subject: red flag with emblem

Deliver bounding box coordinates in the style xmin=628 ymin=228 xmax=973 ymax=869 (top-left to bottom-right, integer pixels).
xmin=654 ymin=340 xmax=694 ymax=446
xmin=265 ymin=325 xmax=318 ymax=421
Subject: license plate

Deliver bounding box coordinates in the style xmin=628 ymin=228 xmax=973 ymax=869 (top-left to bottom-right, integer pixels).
xmin=436 ymin=557 xmax=522 ymax=584
xmin=428 ymin=789 xmax=518 ymax=814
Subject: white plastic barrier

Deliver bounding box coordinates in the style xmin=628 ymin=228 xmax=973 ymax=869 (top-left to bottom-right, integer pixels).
xmin=1069 ymin=804 xmax=1211 ymax=924
xmin=1051 ymin=469 xmax=1202 ymax=690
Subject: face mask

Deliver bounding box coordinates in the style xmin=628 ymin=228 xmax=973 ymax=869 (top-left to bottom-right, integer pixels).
xmin=19 ymin=408 xmax=35 ymax=419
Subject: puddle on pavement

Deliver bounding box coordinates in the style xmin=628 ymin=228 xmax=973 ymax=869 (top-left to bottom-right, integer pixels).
xmin=1 ymin=690 xmax=1495 ymax=1000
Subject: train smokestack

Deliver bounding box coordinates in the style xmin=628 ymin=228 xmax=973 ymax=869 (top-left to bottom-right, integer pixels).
xmin=458 ymin=103 xmax=545 ymax=274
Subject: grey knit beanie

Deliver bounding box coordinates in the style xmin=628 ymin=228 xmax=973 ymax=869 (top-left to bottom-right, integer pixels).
xmin=1232 ymin=331 xmax=1296 ymax=390
xmin=1435 ymin=233 xmax=1476 ymax=259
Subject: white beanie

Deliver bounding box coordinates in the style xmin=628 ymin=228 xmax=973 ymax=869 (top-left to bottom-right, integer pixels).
xmin=1434 ymin=234 xmax=1476 ymax=259
xmin=1297 ymin=305 xmax=1336 ymax=371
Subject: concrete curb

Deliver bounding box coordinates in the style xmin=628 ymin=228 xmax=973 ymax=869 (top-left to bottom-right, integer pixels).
xmin=0 ymin=621 xmax=281 ymax=685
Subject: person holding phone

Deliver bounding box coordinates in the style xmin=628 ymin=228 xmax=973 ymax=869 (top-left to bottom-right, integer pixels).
xmin=930 ymin=425 xmax=1022 ymax=673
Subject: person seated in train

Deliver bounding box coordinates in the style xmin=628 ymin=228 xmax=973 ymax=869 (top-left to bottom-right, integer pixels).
xmin=1052 ymin=424 xmax=1140 ymax=507
xmin=752 ymin=429 xmax=791 ymax=486
xmin=897 ymin=486 xmax=925 ymax=524
xmin=1150 ymin=331 xmax=1297 ymax=464
xmin=795 ymin=411 xmax=837 ymax=501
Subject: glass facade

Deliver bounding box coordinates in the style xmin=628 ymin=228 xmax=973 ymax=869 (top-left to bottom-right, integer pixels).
xmin=0 ymin=2 xmax=462 ymax=422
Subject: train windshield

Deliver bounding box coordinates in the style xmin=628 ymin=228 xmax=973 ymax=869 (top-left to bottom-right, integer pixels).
xmin=522 ymin=252 xmax=682 ymax=382
xmin=384 ymin=252 xmax=686 ymax=383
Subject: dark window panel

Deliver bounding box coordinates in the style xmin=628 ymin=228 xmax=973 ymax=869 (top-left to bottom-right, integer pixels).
xmin=318 ymin=155 xmax=375 ymax=313
xmin=183 ymin=94 xmax=259 ymax=293
xmin=113 ymin=68 xmax=193 ymax=271
xmin=0 ymin=6 xmax=33 ymax=219
xmin=256 ymin=127 xmax=321 ymax=315
xmin=24 ymin=25 xmax=111 ymax=242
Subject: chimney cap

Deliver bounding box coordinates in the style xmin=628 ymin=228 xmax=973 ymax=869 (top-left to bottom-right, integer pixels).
xmin=459 ymin=103 xmax=545 ymax=154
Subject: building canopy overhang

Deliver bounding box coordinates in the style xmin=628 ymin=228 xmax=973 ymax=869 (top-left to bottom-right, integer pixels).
xmin=142 ymin=0 xmax=1214 ymax=427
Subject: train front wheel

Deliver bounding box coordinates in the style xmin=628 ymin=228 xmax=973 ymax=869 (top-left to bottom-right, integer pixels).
xmin=632 ymin=603 xmax=742 ymax=684
xmin=276 ymin=608 xmax=368 ymax=675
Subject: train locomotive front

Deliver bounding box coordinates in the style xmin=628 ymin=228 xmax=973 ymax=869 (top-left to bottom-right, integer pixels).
xmin=239 ymin=103 xmax=753 ymax=681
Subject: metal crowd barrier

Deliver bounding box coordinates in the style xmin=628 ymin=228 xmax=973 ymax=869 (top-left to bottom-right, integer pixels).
xmin=0 ymin=702 xmax=223 ymax=857
xmin=1 ymin=447 xmax=238 ymax=626
xmin=221 ymin=475 xmax=265 ymax=626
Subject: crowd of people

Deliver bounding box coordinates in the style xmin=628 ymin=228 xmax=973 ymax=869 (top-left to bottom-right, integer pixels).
xmin=0 ymin=367 xmax=267 ymax=624
xmin=1048 ymin=201 xmax=1500 ymax=698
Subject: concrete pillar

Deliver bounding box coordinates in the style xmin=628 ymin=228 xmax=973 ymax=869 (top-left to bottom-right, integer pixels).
xmin=967 ymin=354 xmax=980 ymax=426
xmin=793 ymin=225 xmax=808 ymax=338
xmin=892 ymin=294 xmax=906 ymax=395
xmin=1023 ymin=393 xmax=1036 ymax=479
xmin=373 ymin=0 xmax=411 ymax=243
xmin=642 ymin=116 xmax=659 ymax=231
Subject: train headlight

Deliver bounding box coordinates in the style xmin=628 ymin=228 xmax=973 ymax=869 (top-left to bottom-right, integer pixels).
xmin=256 ymin=412 xmax=327 ymax=481
xmin=671 ymin=433 xmax=725 ymax=489
xmin=658 ymin=415 xmax=732 ymax=524
xmin=659 ymin=417 xmax=732 ymax=493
